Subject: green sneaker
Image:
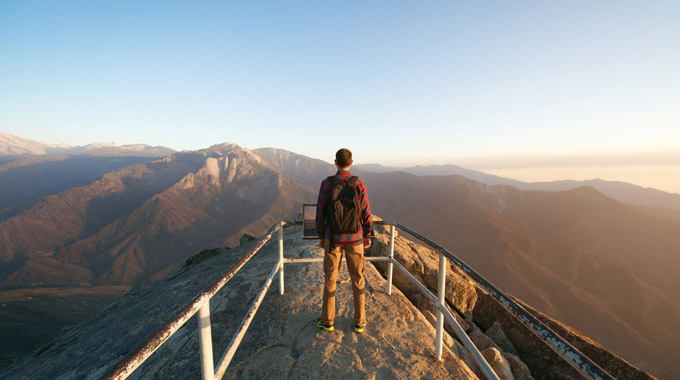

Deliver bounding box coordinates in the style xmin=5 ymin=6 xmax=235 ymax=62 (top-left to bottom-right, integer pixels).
xmin=317 ymin=319 xmax=334 ymax=332
xmin=354 ymin=322 xmax=366 ymax=333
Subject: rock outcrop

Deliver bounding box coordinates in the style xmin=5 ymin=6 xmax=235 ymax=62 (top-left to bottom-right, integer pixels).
xmin=366 ymin=222 xmax=479 ymax=319
xmin=481 ymin=347 xmax=514 ymax=380
xmin=0 ymin=225 xmax=478 ymax=379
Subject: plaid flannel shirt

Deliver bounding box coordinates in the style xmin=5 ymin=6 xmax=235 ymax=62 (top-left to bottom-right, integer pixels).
xmin=315 ymin=170 xmax=373 ymax=244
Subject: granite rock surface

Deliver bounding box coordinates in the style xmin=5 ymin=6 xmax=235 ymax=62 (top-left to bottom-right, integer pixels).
xmin=0 ymin=225 xmax=477 ymax=380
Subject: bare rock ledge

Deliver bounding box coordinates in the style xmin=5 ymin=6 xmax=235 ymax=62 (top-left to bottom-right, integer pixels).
xmin=0 ymin=225 xmax=477 ymax=379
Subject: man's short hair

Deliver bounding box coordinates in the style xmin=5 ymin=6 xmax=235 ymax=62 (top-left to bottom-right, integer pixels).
xmin=336 ymin=148 xmax=352 ymax=168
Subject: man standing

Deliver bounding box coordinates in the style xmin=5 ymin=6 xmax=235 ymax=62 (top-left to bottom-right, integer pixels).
xmin=315 ymin=148 xmax=372 ymax=333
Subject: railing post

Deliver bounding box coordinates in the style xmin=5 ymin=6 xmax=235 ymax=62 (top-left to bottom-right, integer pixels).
xmin=197 ymin=301 xmax=215 ymax=380
xmin=435 ymin=252 xmax=446 ymax=360
xmin=387 ymin=224 xmax=395 ymax=295
xmin=278 ymin=227 xmax=284 ymax=295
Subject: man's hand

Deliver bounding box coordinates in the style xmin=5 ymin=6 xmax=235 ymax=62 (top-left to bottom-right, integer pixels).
xmin=319 ymin=238 xmax=325 ymax=248
xmin=363 ymin=237 xmax=371 ymax=248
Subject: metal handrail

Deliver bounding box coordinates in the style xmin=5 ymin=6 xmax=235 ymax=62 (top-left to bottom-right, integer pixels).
xmin=103 ymin=221 xmax=286 ymax=380
xmin=213 ymin=260 xmax=282 ymax=378
xmin=385 ymin=244 xmax=500 ymax=379
xmin=102 ymin=219 xmax=614 ymax=380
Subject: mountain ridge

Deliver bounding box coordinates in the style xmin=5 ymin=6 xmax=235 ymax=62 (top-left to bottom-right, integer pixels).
xmin=0 ymin=143 xmax=678 ymax=377
xmin=0 ymin=144 xmax=316 ymax=288
xmin=0 ymin=133 xmax=174 ymax=157
xmin=354 ymin=163 xmax=680 ymax=211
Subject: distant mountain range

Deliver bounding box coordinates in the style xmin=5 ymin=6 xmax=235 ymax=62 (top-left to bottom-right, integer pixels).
xmin=354 ymin=163 xmax=680 ymax=212
xmin=1 ymin=136 xmax=679 ymax=377
xmin=0 ymin=133 xmax=174 ymax=157
xmin=0 ymin=133 xmax=72 ymax=156
xmin=0 ymin=134 xmax=176 ymax=220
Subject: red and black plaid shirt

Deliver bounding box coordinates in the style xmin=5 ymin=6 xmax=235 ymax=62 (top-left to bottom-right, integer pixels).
xmin=316 ymin=170 xmax=373 ymax=244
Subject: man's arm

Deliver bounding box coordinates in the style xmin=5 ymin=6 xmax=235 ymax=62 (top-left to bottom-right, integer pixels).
xmin=357 ymin=178 xmax=373 ymax=248
xmin=315 ymin=178 xmax=330 ymax=248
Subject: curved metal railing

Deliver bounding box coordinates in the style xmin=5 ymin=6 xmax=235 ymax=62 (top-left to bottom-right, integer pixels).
xmin=103 ymin=222 xmax=286 ymax=380
xmin=102 ymin=220 xmax=614 ymax=380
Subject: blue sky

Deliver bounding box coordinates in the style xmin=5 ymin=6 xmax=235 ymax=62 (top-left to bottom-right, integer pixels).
xmin=1 ymin=1 xmax=679 ymax=191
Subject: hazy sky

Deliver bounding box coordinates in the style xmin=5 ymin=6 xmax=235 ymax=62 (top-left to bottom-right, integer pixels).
xmin=1 ymin=1 xmax=679 ymax=192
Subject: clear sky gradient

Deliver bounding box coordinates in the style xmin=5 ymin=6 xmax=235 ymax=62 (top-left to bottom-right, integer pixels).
xmin=1 ymin=1 xmax=679 ymax=192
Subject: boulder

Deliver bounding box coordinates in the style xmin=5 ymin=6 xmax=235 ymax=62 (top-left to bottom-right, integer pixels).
xmin=503 ymin=353 xmax=535 ymax=380
xmin=486 ymin=321 xmax=519 ymax=356
xmin=446 ymin=308 xmax=471 ymax=335
xmin=367 ymin=225 xmax=478 ymax=318
xmin=481 ymin=347 xmax=515 ymax=380
xmin=444 ymin=268 xmax=478 ymax=319
xmin=469 ymin=326 xmax=497 ymax=351
xmin=472 ymin=287 xmax=656 ymax=380
xmin=443 ymin=350 xmax=481 ymax=380
xmin=472 ymin=287 xmax=584 ymax=379
xmin=454 ymin=340 xmax=485 ymax=380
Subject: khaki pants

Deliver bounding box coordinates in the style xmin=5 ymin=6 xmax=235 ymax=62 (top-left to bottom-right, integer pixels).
xmin=321 ymin=240 xmax=366 ymax=326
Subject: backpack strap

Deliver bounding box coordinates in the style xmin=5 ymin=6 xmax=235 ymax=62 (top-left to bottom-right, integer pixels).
xmin=348 ymin=176 xmax=361 ymax=235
